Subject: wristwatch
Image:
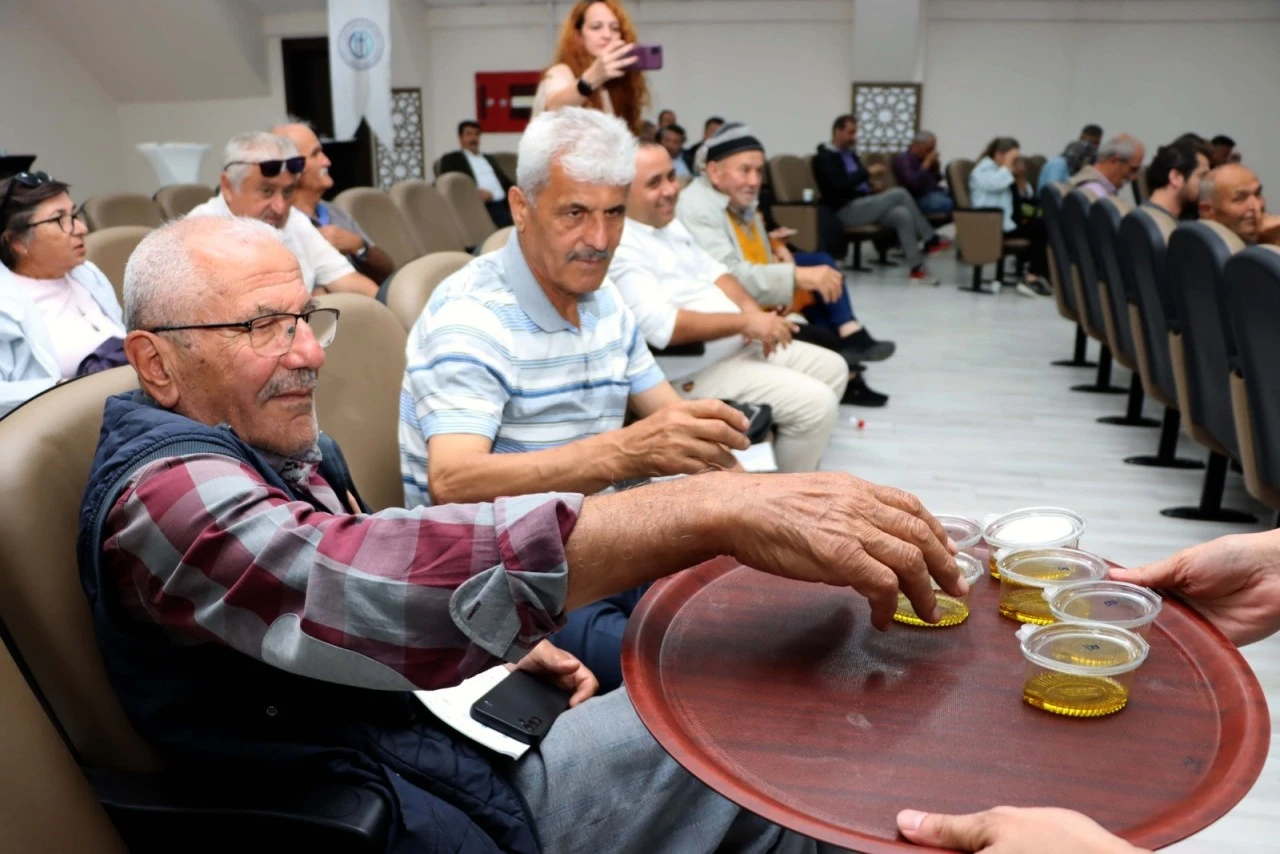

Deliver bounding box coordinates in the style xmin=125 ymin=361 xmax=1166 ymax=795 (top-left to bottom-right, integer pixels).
xmin=576 ymin=77 xmax=594 ymax=97
xmin=354 ymin=240 xmax=370 ymax=262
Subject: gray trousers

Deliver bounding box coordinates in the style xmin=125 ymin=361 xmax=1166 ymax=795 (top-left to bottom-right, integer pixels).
xmin=836 ymin=187 xmax=936 ymax=267
xmin=512 ymin=687 xmax=845 ymax=853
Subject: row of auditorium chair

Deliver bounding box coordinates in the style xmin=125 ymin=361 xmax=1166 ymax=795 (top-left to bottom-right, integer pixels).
xmin=1039 ymin=179 xmax=1280 ymax=527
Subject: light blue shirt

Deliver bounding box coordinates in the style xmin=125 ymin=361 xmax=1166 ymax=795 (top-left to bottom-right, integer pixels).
xmin=398 ymin=231 xmax=666 ymax=507
xmin=969 ymin=157 xmax=1016 ymax=232
xmin=0 ymin=261 xmax=122 ymax=417
xmin=1037 ymin=156 xmax=1070 ymax=192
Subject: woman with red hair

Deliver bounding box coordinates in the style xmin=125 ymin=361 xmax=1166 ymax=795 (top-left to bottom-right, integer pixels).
xmin=532 ymin=0 xmax=651 ymax=134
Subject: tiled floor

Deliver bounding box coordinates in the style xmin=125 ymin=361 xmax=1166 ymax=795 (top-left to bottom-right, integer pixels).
xmin=821 ymin=254 xmax=1277 ymax=852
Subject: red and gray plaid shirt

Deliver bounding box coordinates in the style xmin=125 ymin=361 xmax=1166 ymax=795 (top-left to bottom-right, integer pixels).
xmin=101 ymin=452 xmax=582 ymax=691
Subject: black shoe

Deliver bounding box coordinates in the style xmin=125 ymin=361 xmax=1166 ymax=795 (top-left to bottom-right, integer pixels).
xmin=843 ymin=339 xmax=896 ymax=363
xmin=842 ymin=376 xmax=889 ymax=407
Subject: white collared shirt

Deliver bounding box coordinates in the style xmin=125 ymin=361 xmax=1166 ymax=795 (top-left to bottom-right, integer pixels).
xmin=186 ymin=194 xmax=356 ymax=292
xmin=463 ymin=150 xmax=506 ymax=200
xmin=610 ymin=216 xmax=747 ymax=380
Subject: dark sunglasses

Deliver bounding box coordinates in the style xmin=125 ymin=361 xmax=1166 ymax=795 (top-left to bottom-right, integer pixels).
xmin=0 ymin=171 xmax=52 ymax=230
xmin=224 ymin=157 xmax=306 ymax=179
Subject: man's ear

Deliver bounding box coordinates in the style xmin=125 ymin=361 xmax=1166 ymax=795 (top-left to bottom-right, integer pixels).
xmin=510 ymin=186 xmax=531 ymax=233
xmin=123 ymin=331 xmax=180 ymax=409
xmin=218 ymin=172 xmax=233 ymax=199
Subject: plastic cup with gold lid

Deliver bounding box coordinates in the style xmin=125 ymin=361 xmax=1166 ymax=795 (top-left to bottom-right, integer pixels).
xmin=894 ymin=552 xmax=984 ymax=628
xmin=996 ymin=547 xmax=1108 ymax=625
xmin=984 ymin=507 xmax=1086 ymax=579
xmin=1045 ymin=580 xmax=1163 ymax=639
xmin=1017 ymin=621 xmax=1149 ymax=718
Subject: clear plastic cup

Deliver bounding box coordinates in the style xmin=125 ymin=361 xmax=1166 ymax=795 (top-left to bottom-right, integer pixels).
xmin=984 ymin=507 xmax=1086 ymax=579
xmin=996 ymin=548 xmax=1108 ymax=624
xmin=935 ymin=514 xmax=982 ymax=555
xmin=1017 ymin=622 xmax=1149 ymax=717
xmin=894 ymin=552 xmax=984 ymax=627
xmin=1045 ymin=581 xmax=1163 ymax=639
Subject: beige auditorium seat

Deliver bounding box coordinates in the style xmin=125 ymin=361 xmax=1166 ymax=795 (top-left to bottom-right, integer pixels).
xmin=766 ymin=154 xmax=819 ymax=253
xmin=385 ymin=251 xmax=474 ymax=331
xmin=490 ymin=151 xmax=518 ymax=182
xmin=314 ymin=294 xmax=408 ymax=512
xmin=332 ymin=187 xmax=423 ymax=269
xmin=436 ymin=172 xmax=497 ymax=250
xmin=153 ymin=184 xmax=214 ymax=221
xmin=389 ymin=180 xmax=470 ymax=255
xmin=0 ymin=634 xmax=129 ymax=853
xmin=947 ymin=158 xmax=1025 ymax=291
xmin=85 ymin=225 xmax=152 ymax=305
xmin=82 ymin=193 xmax=165 ymax=232
xmin=480 ymin=226 xmax=513 ymax=255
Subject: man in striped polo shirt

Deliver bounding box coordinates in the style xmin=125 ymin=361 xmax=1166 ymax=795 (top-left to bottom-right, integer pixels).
xmin=399 ymin=107 xmax=753 ymax=688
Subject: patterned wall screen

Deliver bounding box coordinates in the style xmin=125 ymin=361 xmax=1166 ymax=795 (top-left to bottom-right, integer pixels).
xmin=851 ymin=83 xmax=922 ymax=155
xmin=375 ymin=87 xmax=425 ymax=191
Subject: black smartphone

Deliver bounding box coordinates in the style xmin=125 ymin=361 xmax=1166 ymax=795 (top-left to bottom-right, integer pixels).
xmin=470 ymin=670 xmax=573 ymax=744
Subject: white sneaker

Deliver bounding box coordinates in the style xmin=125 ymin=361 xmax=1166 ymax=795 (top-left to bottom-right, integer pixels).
xmin=1015 ymin=282 xmax=1038 ymax=298
xmin=976 ymin=281 xmax=1001 ymax=295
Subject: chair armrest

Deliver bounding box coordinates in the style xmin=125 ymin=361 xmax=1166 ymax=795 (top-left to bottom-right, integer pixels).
xmin=86 ymin=767 xmax=389 ymax=852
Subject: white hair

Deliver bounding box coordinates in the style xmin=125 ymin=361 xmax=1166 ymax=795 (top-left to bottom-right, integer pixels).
xmin=124 ymin=216 xmax=284 ymax=331
xmin=516 ymin=107 xmax=637 ymax=203
xmin=1098 ymin=135 xmax=1138 ymax=163
xmin=222 ymin=131 xmax=298 ymax=191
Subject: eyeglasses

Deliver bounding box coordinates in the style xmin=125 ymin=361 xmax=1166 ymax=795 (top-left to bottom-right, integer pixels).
xmin=26 ymin=207 xmax=86 ymax=234
xmin=146 ymin=307 xmax=340 ymax=357
xmin=0 ymin=171 xmax=52 ymax=230
xmin=223 ymin=157 xmax=306 ymax=179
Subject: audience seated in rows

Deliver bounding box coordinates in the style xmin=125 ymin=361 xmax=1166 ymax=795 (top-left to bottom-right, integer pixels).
xmin=439 ymin=120 xmax=515 ymax=228
xmin=0 ymin=173 xmax=126 ymax=416
xmin=1144 ymin=138 xmax=1211 ymax=222
xmin=684 ymin=115 xmax=724 ymax=171
xmin=613 ymin=140 xmax=847 ymax=472
xmin=533 ymin=0 xmax=647 ymax=134
xmin=969 ymin=137 xmax=1050 ymax=293
xmin=892 ymin=131 xmax=954 ymax=215
xmin=1037 ymin=139 xmax=1097 ymax=192
xmin=676 ymin=121 xmax=894 ymax=405
xmin=1072 ymin=134 xmax=1145 ymax=197
xmin=1211 ymin=133 xmax=1239 ymax=167
xmin=812 ymin=114 xmax=947 ymax=285
xmin=1199 ymin=163 xmax=1279 ymax=246
xmin=398 ymin=109 xmax=757 ymax=686
xmin=187 ymin=132 xmax=377 ymax=297
xmin=272 ymin=121 xmax=397 ymax=283
xmin=89 ymin=212 xmax=954 ymax=852
xmin=658 ymin=123 xmax=693 ymax=179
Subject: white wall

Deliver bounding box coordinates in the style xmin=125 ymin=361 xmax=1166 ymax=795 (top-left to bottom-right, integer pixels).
xmin=0 ymin=2 xmax=122 ymax=200
xmin=922 ymin=0 xmax=1280 ymax=193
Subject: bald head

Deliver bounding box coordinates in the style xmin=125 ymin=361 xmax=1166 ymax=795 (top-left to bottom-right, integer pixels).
xmin=271 ymin=121 xmax=332 ymax=200
xmin=1199 ymin=164 xmax=1265 ymax=244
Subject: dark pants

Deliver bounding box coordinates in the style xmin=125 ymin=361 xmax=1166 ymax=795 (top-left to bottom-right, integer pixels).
xmin=1007 ymin=219 xmax=1049 ymax=278
xmin=793 ymin=251 xmax=857 ymax=334
xmin=551 ymin=583 xmax=652 ymax=693
xmin=486 ymin=200 xmax=514 ymax=229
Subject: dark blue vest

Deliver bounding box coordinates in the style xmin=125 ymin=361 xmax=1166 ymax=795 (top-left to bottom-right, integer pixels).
xmin=77 ymin=392 xmax=539 ymax=854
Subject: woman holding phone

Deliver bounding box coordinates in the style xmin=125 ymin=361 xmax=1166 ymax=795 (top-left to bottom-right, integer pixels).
xmin=533 ymin=0 xmax=650 ymax=134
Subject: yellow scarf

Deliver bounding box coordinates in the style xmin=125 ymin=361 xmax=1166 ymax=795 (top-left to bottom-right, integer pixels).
xmin=729 ymin=212 xmax=771 ymax=265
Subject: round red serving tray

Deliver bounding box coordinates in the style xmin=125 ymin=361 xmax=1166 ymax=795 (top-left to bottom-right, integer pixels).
xmin=621 ymin=554 xmax=1270 ymax=852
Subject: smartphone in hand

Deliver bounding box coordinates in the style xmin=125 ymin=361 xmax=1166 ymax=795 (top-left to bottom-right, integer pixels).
xmin=630 ymin=44 xmax=663 ymax=71
xmin=471 ymin=670 xmax=573 ymax=744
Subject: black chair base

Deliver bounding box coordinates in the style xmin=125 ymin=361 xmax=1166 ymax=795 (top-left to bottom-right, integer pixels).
xmin=1161 ymin=506 xmax=1258 ymax=523
xmin=962 ymin=265 xmax=996 ymax=294
xmin=1126 ymin=454 xmax=1205 ymax=469
xmin=1159 ymin=452 xmax=1257 ymax=524
xmin=1052 ymin=325 xmax=1097 ymax=367
xmin=1098 ymin=414 xmax=1161 ymax=426
xmin=1125 ymin=407 xmax=1205 ymax=469
xmin=1097 ymin=375 xmax=1160 ymax=426
xmin=1071 ymin=383 xmax=1127 ymax=394
xmin=1071 ymin=344 xmax=1126 ymax=393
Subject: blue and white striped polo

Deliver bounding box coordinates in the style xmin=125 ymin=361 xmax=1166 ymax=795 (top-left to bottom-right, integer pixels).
xmin=398 ymin=231 xmax=666 ymax=508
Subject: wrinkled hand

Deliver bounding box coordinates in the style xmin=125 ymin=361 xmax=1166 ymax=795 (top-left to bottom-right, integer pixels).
xmin=617 ymin=400 xmax=750 ymax=479
xmin=511 ymin=640 xmax=598 ymax=707
xmin=584 ymin=40 xmax=637 ymax=88
xmin=897 ymin=807 xmax=1145 ymax=853
xmin=923 ymin=149 xmax=938 ymax=169
xmin=732 ymin=472 xmax=963 ymax=630
xmin=318 ymin=225 xmax=364 ymax=254
xmin=1111 ymin=529 xmax=1280 ymax=646
xmin=795 ymin=264 xmax=844 ymax=303
xmin=741 ymin=311 xmax=797 ymax=356
xmin=1259 ymin=212 xmax=1280 ymax=245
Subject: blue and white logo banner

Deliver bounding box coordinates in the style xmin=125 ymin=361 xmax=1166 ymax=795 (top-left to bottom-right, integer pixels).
xmin=328 ymin=0 xmax=393 ymax=144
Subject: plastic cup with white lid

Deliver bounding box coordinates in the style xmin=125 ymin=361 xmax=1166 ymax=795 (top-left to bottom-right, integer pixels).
xmin=1017 ymin=621 xmax=1149 ymax=717
xmin=996 ymin=547 xmax=1108 ymax=625
xmin=1044 ymin=580 xmax=1163 ymax=639
xmin=935 ymin=514 xmax=982 ymax=555
xmin=983 ymin=507 xmax=1086 ymax=579
xmin=893 ymin=552 xmax=984 ymax=628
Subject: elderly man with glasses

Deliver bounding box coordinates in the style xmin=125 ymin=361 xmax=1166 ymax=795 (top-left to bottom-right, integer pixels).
xmin=0 ymin=171 xmax=126 ymax=416
xmin=187 ymin=131 xmax=377 ymax=297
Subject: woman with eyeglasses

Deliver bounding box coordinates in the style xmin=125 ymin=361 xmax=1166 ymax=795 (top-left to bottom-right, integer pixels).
xmin=0 ymin=172 xmax=127 ymax=417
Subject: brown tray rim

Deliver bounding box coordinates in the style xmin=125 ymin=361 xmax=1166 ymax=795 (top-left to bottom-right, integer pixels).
xmin=621 ymin=556 xmax=1272 ymax=853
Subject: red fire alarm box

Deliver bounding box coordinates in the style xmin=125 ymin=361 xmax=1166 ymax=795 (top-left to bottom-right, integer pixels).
xmin=476 ymin=71 xmax=544 ymax=133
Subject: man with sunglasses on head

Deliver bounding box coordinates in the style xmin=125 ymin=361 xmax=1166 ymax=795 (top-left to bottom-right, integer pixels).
xmin=187 ymin=131 xmax=378 ymax=298
xmin=0 ymin=171 xmax=127 ymax=416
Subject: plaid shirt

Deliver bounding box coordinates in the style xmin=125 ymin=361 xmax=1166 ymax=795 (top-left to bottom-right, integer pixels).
xmin=101 ymin=451 xmax=582 ymax=692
